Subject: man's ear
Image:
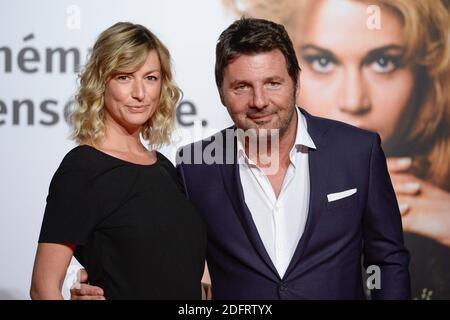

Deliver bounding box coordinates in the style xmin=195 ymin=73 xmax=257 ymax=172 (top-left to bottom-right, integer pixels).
xmin=219 ymin=88 xmax=226 ymax=107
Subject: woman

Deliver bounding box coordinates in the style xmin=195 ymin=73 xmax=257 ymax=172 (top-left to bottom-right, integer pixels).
xmin=30 ymin=22 xmax=206 ymax=299
xmin=224 ymin=0 xmax=450 ymax=299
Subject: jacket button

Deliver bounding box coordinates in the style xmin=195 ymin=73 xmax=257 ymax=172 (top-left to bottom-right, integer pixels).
xmin=279 ymin=282 xmax=288 ymax=291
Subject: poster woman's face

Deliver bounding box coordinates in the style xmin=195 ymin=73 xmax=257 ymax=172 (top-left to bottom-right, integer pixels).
xmin=294 ymin=0 xmax=415 ymax=142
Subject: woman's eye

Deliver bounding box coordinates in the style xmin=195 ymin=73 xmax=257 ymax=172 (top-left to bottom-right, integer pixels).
xmin=304 ymin=55 xmax=335 ymax=73
xmin=116 ymin=75 xmax=130 ymax=81
xmin=147 ymin=75 xmax=158 ymax=81
xmin=370 ymin=56 xmax=399 ymax=73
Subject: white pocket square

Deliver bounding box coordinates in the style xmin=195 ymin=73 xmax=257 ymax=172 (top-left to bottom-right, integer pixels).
xmin=327 ymin=188 xmax=357 ymax=202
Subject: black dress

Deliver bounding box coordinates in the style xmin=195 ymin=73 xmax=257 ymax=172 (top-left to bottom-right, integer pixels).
xmin=38 ymin=145 xmax=206 ymax=299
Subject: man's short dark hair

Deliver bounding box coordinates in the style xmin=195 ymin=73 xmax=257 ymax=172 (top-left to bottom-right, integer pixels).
xmin=215 ymin=17 xmax=301 ymax=93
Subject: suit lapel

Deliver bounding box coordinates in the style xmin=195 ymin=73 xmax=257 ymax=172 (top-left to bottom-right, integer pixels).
xmin=284 ymin=108 xmax=331 ymax=278
xmin=219 ymin=130 xmax=280 ymax=279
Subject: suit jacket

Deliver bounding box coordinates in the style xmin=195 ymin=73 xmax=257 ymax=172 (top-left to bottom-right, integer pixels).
xmin=176 ymin=108 xmax=410 ymax=300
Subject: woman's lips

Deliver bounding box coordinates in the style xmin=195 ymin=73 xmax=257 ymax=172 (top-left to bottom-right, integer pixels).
xmin=126 ymin=105 xmax=149 ymax=113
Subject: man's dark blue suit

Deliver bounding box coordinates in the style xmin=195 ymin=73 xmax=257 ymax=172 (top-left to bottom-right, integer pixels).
xmin=177 ymin=108 xmax=410 ymax=300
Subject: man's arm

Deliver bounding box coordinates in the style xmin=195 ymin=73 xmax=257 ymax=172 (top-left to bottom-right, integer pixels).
xmin=72 ymin=265 xmax=211 ymax=300
xmin=363 ymin=134 xmax=411 ymax=300
xmin=69 ymin=269 xmax=105 ymax=300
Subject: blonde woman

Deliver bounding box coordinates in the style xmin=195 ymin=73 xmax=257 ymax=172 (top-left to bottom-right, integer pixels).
xmin=30 ymin=22 xmax=206 ymax=299
xmin=225 ymin=0 xmax=449 ymax=298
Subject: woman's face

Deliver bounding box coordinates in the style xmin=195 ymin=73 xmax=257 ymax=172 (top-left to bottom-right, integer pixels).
xmin=104 ymin=50 xmax=162 ymax=133
xmin=293 ymin=0 xmax=415 ymax=142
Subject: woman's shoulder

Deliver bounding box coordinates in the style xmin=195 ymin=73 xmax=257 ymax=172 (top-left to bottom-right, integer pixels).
xmin=47 ymin=146 xmax=96 ymax=192
xmin=59 ymin=145 xmax=99 ymax=169
xmin=50 ymin=145 xmax=127 ymax=191
xmin=55 ymin=145 xmax=117 ymax=179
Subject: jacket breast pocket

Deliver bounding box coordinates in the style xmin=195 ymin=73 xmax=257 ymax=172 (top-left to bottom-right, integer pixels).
xmin=326 ymin=192 xmax=358 ymax=211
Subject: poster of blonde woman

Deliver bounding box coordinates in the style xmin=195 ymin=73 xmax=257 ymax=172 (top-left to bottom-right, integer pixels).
xmin=224 ymin=0 xmax=450 ymax=299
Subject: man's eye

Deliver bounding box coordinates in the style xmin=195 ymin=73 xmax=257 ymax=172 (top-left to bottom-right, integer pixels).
xmin=304 ymin=55 xmax=336 ymax=73
xmin=370 ymin=56 xmax=399 ymax=73
xmin=235 ymin=84 xmax=248 ymax=91
xmin=268 ymin=82 xmax=281 ymax=88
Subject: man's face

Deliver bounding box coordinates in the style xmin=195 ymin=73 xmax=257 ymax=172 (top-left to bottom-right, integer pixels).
xmin=220 ymin=49 xmax=298 ymax=137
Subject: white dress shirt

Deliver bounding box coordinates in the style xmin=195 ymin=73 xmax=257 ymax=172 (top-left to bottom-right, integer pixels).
xmin=237 ymin=107 xmax=316 ymax=278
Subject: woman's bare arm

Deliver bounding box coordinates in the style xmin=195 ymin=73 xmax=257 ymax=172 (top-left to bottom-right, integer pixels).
xmin=30 ymin=243 xmax=75 ymax=300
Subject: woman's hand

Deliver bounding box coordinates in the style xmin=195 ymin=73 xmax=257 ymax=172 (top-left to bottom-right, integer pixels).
xmin=388 ymin=157 xmax=450 ymax=248
xmin=201 ymin=282 xmax=213 ymax=300
xmin=201 ymin=262 xmax=212 ymax=300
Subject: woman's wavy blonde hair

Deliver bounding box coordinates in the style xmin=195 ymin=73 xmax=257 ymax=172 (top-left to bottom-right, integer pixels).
xmin=224 ymin=0 xmax=450 ymax=189
xmin=71 ymin=22 xmax=182 ymax=149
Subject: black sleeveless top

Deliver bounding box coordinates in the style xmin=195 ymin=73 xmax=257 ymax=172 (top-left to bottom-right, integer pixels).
xmin=38 ymin=145 xmax=206 ymax=299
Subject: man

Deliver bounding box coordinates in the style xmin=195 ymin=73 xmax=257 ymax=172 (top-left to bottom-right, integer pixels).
xmin=72 ymin=18 xmax=410 ymax=299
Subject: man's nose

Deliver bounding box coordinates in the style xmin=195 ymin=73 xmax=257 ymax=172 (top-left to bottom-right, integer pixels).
xmin=251 ymin=86 xmax=269 ymax=109
xmin=338 ymin=68 xmax=370 ymax=115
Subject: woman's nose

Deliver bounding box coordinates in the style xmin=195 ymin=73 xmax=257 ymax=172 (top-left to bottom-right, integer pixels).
xmin=131 ymin=80 xmax=145 ymax=101
xmin=338 ymin=68 xmax=371 ymax=115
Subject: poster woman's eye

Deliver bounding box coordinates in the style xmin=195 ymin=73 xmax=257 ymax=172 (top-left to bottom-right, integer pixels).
xmin=304 ymin=55 xmax=336 ymax=74
xmin=369 ymin=55 xmax=401 ymax=73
